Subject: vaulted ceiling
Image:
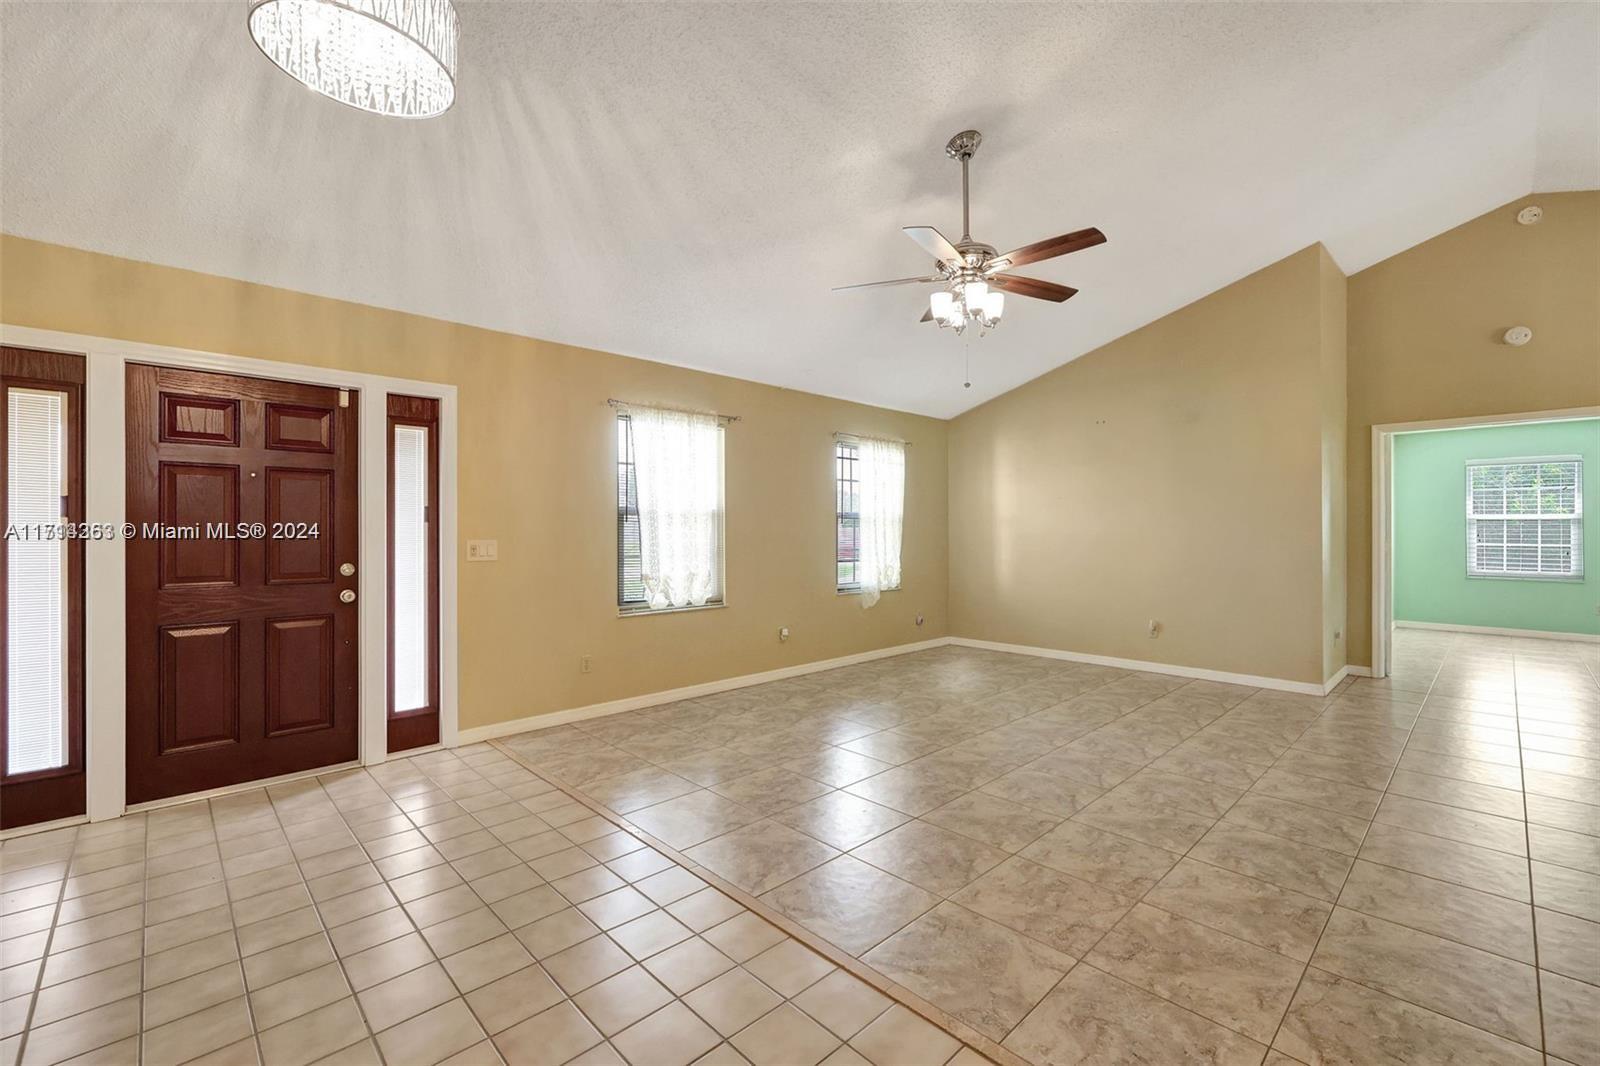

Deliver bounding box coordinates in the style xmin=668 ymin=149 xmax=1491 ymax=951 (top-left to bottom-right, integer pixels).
xmin=1 ymin=2 xmax=1594 ymax=416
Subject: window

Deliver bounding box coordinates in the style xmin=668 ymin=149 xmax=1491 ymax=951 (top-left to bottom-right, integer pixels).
xmin=837 ymin=435 xmax=904 ymax=606
xmin=617 ymin=408 xmax=724 ymax=611
xmin=386 ymin=394 xmax=439 ymax=753
xmin=7 ymin=388 xmax=68 ymax=774
xmin=2 ymin=345 xmax=86 ymax=830
xmin=836 ymin=441 xmax=860 ymax=590
xmin=1467 ymin=457 xmax=1583 ymax=579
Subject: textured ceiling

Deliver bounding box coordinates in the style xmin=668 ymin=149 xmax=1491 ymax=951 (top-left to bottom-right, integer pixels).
xmin=1 ymin=2 xmax=1595 ymax=417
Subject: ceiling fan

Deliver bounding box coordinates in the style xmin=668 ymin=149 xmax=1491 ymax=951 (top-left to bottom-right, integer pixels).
xmin=836 ymin=130 xmax=1105 ymax=335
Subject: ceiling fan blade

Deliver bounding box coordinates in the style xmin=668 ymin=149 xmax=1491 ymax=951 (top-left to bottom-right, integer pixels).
xmin=833 ymin=275 xmax=941 ymax=292
xmin=903 ymin=226 xmax=965 ymax=266
xmin=988 ymin=227 xmax=1106 ymax=272
xmin=992 ymin=275 xmax=1079 ymax=303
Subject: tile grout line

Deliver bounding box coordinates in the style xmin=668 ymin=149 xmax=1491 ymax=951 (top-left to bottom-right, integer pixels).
xmin=438 ymin=745 xmax=948 ymax=1066
xmin=1255 ymin=641 xmax=1447 ymax=1059
xmin=1509 ymin=642 xmax=1551 ymax=1066
xmin=258 ymin=785 xmax=396 ymax=1066
xmin=8 ymin=825 xmax=78 ymax=1066
xmin=1005 ymin=683 xmax=1361 ymax=1053
xmin=551 ymin=670 xmax=1359 ymax=1053
xmin=204 ymin=799 xmax=266 ymax=1066
xmin=550 ymin=671 xmax=1333 ymax=1052
xmin=487 ymin=735 xmax=1016 ymax=1066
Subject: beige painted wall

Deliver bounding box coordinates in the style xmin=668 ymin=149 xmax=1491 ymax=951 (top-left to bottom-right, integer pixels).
xmin=947 ymin=246 xmax=1336 ymax=685
xmin=1345 ymin=192 xmax=1600 ymax=667
xmin=4 ymin=190 xmax=1588 ymax=712
xmin=0 ymin=236 xmax=949 ymax=730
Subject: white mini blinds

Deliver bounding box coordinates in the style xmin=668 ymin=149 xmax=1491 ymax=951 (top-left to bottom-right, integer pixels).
xmin=851 ymin=436 xmax=905 ymax=608
xmin=391 ymin=424 xmax=430 ymax=711
xmin=1467 ymin=457 xmax=1583 ymax=579
xmin=618 ymin=407 xmax=724 ymax=611
xmin=7 ymin=388 xmax=68 ymax=775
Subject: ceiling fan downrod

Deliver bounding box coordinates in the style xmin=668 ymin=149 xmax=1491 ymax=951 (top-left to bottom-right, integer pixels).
xmin=946 ymin=130 xmax=981 ymax=243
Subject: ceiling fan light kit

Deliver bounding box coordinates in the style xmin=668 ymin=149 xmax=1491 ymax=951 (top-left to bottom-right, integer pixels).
xmin=837 ymin=129 xmax=1105 ymax=340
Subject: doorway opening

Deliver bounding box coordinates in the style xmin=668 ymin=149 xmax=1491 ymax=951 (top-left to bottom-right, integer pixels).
xmin=1371 ymin=408 xmax=1600 ymax=678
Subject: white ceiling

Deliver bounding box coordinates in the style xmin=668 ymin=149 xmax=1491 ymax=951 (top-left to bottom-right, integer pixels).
xmin=1 ymin=2 xmax=1595 ymax=417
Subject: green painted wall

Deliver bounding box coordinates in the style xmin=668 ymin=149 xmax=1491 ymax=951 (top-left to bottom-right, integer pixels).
xmin=1394 ymin=419 xmax=1600 ymax=635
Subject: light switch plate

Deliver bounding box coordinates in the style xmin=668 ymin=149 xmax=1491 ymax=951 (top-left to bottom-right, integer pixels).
xmin=467 ymin=539 xmax=498 ymax=561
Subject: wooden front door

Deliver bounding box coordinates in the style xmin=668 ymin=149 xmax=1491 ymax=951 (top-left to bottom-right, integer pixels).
xmin=126 ymin=365 xmax=359 ymax=804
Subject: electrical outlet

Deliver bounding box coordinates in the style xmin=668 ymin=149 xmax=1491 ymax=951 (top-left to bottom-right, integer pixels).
xmin=580 ymin=655 xmax=592 ymax=674
xmin=1147 ymin=619 xmax=1161 ymax=639
xmin=467 ymin=539 xmax=498 ymax=561
xmin=778 ymin=627 xmax=790 ymax=643
xmin=915 ymin=613 xmax=925 ymax=627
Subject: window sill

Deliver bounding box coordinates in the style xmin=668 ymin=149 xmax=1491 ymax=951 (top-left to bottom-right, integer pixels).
xmin=836 ymin=586 xmax=901 ymax=597
xmin=618 ymin=601 xmax=727 ymax=618
xmin=1466 ymin=573 xmax=1584 ymax=583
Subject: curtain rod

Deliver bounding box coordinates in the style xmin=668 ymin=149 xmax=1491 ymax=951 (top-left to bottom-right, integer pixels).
xmin=835 ymin=431 xmax=912 ymax=447
xmin=607 ymin=398 xmax=740 ymax=423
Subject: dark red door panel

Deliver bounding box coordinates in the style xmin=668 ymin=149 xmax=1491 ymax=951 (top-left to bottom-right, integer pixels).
xmin=126 ymin=364 xmax=358 ymax=804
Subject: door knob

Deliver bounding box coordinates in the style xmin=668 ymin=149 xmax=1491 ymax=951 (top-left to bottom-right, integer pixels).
xmin=339 ymin=562 xmax=356 ymax=576
xmin=339 ymin=589 xmax=356 ymax=604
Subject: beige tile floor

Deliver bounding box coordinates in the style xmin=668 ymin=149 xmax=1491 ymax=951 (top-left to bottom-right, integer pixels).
xmin=493 ymin=632 xmax=1600 ymax=1065
xmin=1 ymin=745 xmax=985 ymax=1066
xmin=6 ymin=629 xmax=1599 ymax=1065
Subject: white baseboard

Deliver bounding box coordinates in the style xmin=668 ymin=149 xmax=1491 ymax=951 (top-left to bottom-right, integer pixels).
xmin=944 ymin=637 xmax=1329 ymax=696
xmin=457 ymin=638 xmax=951 ymax=744
xmin=457 ymin=634 xmax=1397 ymax=748
xmin=1395 ymin=620 xmax=1600 ymax=644
xmin=1321 ymin=665 xmax=1351 ymax=694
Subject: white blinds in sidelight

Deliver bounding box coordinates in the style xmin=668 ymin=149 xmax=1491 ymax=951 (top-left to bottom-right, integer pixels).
xmin=392 ymin=424 xmax=431 ymax=711
xmin=7 ymin=387 xmax=68 ymax=775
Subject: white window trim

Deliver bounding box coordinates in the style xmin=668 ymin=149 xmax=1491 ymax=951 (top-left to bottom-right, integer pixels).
xmin=0 ymin=324 xmax=459 ymax=825
xmin=1464 ymin=454 xmax=1584 ymax=582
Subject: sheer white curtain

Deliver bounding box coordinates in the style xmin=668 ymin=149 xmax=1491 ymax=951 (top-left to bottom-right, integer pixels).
xmin=856 ymin=437 xmax=905 ymax=608
xmin=631 ymin=406 xmax=723 ymax=609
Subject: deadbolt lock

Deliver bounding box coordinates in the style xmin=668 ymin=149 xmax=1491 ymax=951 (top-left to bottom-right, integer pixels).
xmin=339 ymin=562 xmax=356 ymax=577
xmin=339 ymin=589 xmax=356 ymax=604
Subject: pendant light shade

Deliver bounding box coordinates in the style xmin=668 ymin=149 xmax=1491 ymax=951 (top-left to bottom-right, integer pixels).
xmin=248 ymin=0 xmax=459 ymax=118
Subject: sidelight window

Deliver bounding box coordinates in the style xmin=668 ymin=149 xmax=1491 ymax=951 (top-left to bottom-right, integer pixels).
xmin=387 ymin=394 xmax=440 ymax=752
xmin=6 ymin=387 xmax=69 ymax=775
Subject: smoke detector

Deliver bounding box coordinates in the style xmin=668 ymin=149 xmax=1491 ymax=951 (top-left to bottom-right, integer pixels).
xmin=1503 ymin=326 xmax=1534 ymax=346
xmin=1516 ymin=205 xmax=1543 ymax=225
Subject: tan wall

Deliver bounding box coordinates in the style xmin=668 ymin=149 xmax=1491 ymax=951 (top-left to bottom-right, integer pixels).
xmin=947 ymin=246 xmax=1333 ymax=685
xmin=1319 ymin=249 xmax=1349 ymax=681
xmin=1345 ymin=192 xmax=1600 ymax=667
xmin=0 ymin=236 xmax=949 ymax=730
